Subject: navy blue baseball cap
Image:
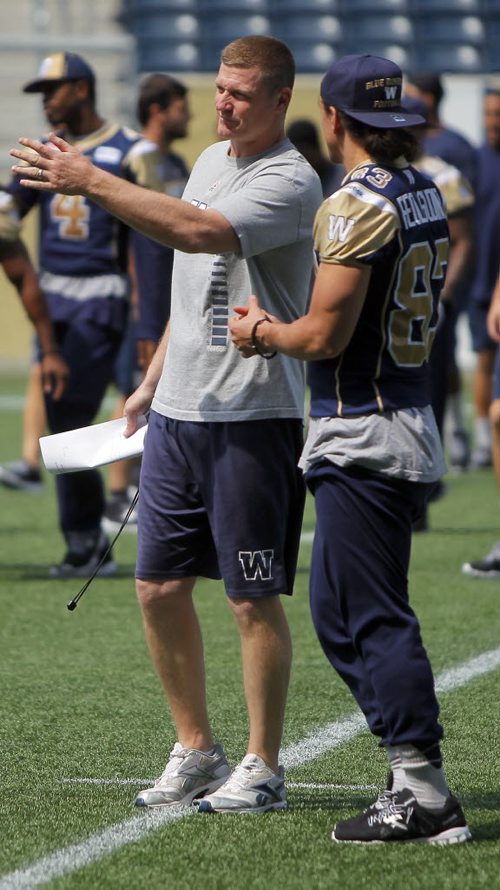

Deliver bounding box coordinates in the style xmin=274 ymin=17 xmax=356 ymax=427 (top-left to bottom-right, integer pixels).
xmin=23 ymin=52 xmax=95 ymax=93
xmin=320 ymin=54 xmax=425 ymax=129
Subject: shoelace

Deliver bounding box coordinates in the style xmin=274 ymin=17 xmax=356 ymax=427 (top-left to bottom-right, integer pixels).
xmin=370 ymin=788 xmax=398 ymax=811
xmin=369 ymin=794 xmax=415 ymax=826
xmin=155 ymin=745 xmax=189 ymax=783
xmin=221 ymin=761 xmax=264 ymax=793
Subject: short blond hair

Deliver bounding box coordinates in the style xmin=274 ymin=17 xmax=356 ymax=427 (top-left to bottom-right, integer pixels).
xmin=221 ymin=35 xmax=295 ymax=93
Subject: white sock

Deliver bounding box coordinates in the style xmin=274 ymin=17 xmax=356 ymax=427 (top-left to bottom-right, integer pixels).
xmin=446 ymin=393 xmax=466 ymax=432
xmin=386 ymin=747 xmax=407 ymax=792
xmin=389 ymin=744 xmax=450 ymax=811
xmin=475 ymin=417 xmax=491 ymax=449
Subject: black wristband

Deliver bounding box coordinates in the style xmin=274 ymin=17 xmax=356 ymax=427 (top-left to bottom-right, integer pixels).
xmin=251 ymin=315 xmax=277 ymax=359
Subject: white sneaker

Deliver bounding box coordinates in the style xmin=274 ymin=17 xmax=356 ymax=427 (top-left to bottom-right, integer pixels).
xmin=197 ymin=753 xmax=287 ymax=814
xmin=134 ymin=743 xmax=230 ymax=808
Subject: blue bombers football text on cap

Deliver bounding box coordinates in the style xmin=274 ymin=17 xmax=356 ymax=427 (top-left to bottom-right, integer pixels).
xmin=320 ymin=54 xmax=426 ymax=129
xmin=23 ymin=52 xmax=95 ymax=93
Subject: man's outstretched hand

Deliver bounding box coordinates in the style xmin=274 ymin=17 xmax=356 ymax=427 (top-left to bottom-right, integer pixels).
xmin=11 ymin=133 xmax=97 ymax=196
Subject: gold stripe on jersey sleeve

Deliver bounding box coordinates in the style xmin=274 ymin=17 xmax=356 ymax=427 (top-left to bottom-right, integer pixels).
xmin=314 ymin=183 xmax=400 ymax=267
xmin=127 ymin=144 xmax=164 ymax=190
xmin=416 ymin=156 xmax=474 ymax=217
xmin=71 ymin=122 xmax=138 ymax=154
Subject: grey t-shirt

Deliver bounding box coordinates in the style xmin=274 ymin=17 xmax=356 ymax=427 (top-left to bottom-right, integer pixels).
xmin=152 ymin=138 xmax=323 ymax=422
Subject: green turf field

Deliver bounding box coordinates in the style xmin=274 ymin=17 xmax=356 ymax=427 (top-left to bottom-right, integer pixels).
xmin=1 ymin=373 xmax=499 ymax=889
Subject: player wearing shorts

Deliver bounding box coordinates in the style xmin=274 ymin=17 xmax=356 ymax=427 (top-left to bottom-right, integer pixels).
xmin=463 ymin=269 xmax=500 ymax=577
xmin=11 ymin=36 xmax=323 ymax=813
xmin=467 ymin=83 xmax=500 ymax=467
xmin=231 ymin=54 xmax=471 ymax=844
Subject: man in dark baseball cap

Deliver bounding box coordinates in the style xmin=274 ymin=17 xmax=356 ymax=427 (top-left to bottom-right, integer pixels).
xmin=406 ymin=72 xmax=444 ymax=105
xmin=320 ymin=53 xmax=425 ymax=128
xmin=23 ymin=51 xmax=95 ymax=93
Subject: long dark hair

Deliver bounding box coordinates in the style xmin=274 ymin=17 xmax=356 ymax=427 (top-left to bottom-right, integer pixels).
xmin=339 ymin=112 xmax=419 ymax=164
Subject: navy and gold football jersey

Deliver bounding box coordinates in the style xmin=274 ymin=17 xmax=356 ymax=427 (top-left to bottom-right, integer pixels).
xmin=8 ymin=122 xmax=147 ymax=330
xmin=10 ymin=122 xmax=142 ymax=278
xmin=126 ymin=139 xmax=189 ymax=341
xmin=415 ymin=154 xmax=474 ymax=218
xmin=309 ymin=159 xmax=450 ymax=418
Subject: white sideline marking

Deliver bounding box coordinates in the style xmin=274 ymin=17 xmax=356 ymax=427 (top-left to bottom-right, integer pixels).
xmin=2 ymin=645 xmax=500 ymax=889
xmin=281 ymin=712 xmax=366 ymax=769
xmin=290 ymin=782 xmax=378 ymax=791
xmin=434 ymin=647 xmax=500 ymax=693
xmin=61 ymin=778 xmax=153 ymax=786
xmin=0 ymin=808 xmax=193 ymax=890
xmin=60 ymin=778 xmax=378 ymax=792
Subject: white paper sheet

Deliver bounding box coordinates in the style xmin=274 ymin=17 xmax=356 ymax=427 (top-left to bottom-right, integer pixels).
xmin=39 ymin=415 xmax=148 ymax=474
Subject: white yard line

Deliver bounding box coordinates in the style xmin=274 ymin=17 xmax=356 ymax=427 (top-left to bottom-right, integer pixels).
xmin=2 ymin=645 xmax=500 ymax=889
xmin=60 ymin=778 xmax=379 ymax=792
xmin=0 ymin=808 xmax=192 ymax=890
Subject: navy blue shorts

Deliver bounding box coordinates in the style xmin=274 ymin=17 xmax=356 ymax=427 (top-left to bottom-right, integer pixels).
xmin=136 ymin=411 xmax=305 ymax=598
xmin=468 ymin=300 xmax=497 ymax=352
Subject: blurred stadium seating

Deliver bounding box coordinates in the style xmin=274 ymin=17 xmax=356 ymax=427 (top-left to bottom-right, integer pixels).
xmin=118 ymin=0 xmax=497 ymax=74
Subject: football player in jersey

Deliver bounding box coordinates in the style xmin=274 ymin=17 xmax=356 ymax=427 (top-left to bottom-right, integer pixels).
xmin=102 ymin=73 xmax=191 ymax=535
xmin=0 ymin=188 xmax=68 ymax=426
xmin=401 ymin=93 xmax=474 ymax=524
xmin=462 ymin=268 xmax=500 ymax=578
xmin=466 ymin=82 xmax=500 ymax=469
xmin=5 ymin=52 xmax=157 ymax=577
xmin=404 ymin=72 xmax=478 ymax=471
xmin=230 ymin=54 xmax=471 ymax=844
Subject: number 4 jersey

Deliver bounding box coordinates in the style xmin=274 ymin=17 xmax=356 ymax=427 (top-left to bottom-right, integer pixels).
xmin=309 ymin=159 xmax=449 ymax=418
xmin=9 ymin=122 xmax=148 ymax=331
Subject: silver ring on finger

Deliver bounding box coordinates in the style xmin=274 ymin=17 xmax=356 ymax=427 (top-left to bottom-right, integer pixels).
xmin=36 ymin=167 xmax=45 ymax=180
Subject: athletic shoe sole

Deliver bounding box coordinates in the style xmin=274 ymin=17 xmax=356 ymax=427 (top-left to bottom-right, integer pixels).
xmin=462 ymin=564 xmax=500 ymax=579
xmin=332 ymin=824 xmax=472 ymax=845
xmin=49 ymin=560 xmax=117 ymax=580
xmin=198 ymin=799 xmax=287 ymax=814
xmin=134 ymin=775 xmax=228 ymax=809
xmin=0 ymin=471 xmax=44 ymax=493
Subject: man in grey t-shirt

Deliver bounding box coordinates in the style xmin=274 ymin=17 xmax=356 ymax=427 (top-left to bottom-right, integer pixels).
xmin=13 ymin=35 xmax=322 ymax=814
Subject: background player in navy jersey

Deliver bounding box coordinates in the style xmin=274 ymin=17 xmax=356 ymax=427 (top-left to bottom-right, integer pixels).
xmin=462 ymin=276 xmax=500 ymax=579
xmin=0 ymin=188 xmax=68 ymax=424
xmin=4 ymin=52 xmax=155 ymax=578
xmin=404 ymin=71 xmax=477 ymax=195
xmin=466 ymin=82 xmax=500 ymax=470
xmin=401 ymin=94 xmax=475 ymax=527
xmin=102 ymin=73 xmax=191 ymax=534
xmin=231 ymin=54 xmax=471 ymax=845
xmin=404 ymin=71 xmax=478 ymax=471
